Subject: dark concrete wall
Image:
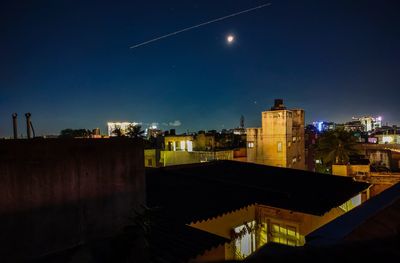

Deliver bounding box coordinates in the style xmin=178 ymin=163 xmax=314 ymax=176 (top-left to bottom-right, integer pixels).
xmin=0 ymin=138 xmax=145 ymax=260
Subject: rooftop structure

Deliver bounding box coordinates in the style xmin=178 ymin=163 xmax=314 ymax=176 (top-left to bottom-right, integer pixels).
xmin=146 ymin=161 xmax=370 ymax=260
xmin=247 ymin=99 xmax=305 ymax=169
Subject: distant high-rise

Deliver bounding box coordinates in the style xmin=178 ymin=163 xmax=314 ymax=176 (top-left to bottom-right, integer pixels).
xmin=107 ymin=121 xmax=140 ymax=136
xmin=234 ymin=115 xmax=246 ymax=135
xmin=352 ymin=116 xmax=382 ymax=132
xmin=247 ymin=99 xmax=305 ymax=169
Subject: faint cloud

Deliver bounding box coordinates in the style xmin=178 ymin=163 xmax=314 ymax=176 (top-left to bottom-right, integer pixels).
xmin=169 ymin=120 xmax=182 ymax=127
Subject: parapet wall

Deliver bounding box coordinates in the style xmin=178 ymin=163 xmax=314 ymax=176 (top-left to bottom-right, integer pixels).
xmin=0 ymin=138 xmax=145 ymax=260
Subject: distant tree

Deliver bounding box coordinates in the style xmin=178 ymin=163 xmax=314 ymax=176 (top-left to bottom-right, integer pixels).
xmin=112 ymin=126 xmax=124 ymax=137
xmin=59 ymin=128 xmax=91 ymax=138
xmin=316 ymin=129 xmax=359 ymax=167
xmin=126 ymin=124 xmax=145 ymax=139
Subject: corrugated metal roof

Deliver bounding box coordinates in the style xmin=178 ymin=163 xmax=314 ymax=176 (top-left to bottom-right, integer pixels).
xmin=147 ymin=161 xmax=370 ymax=224
xmin=145 ymin=214 xmax=229 ymax=262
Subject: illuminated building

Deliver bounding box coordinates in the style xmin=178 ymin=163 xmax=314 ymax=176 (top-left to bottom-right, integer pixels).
xmin=344 ymin=120 xmax=364 ymax=132
xmin=193 ymin=132 xmax=215 ymax=151
xmin=107 ymin=121 xmax=140 ymax=136
xmin=164 ymin=134 xmax=194 ymax=152
xmin=146 ymin=128 xmax=162 ymax=138
xmin=91 ymin=127 xmax=102 ymax=138
xmin=247 ymin=99 xmax=305 ymax=169
xmin=312 ymin=121 xmax=335 ymax=132
xmin=249 ymin=183 xmax=400 ymax=262
xmin=352 ymin=116 xmax=382 ymax=132
xmin=233 ymin=115 xmax=246 ymax=135
xmin=376 ymin=133 xmax=400 ymax=144
xmin=147 ymin=161 xmax=370 ymax=261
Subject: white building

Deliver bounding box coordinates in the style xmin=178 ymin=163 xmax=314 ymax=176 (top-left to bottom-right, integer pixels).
xmin=352 ymin=116 xmax=382 ymax=132
xmin=107 ymin=121 xmax=140 ymax=136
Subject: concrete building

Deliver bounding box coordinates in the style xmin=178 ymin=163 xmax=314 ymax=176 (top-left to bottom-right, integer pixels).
xmin=107 ymin=121 xmax=140 ymax=136
xmin=247 ymin=99 xmax=305 ymax=169
xmin=352 ymin=116 xmax=382 ymax=132
xmin=332 ymin=161 xmax=400 ymax=198
xmin=246 ymin=182 xmax=400 ymax=263
xmin=164 ymin=134 xmax=194 ymax=152
xmin=0 ymin=138 xmax=145 ymax=261
xmin=375 ymin=133 xmax=400 ymax=145
xmin=146 ymin=161 xmax=370 ymax=261
xmin=344 ymin=120 xmax=364 ymax=132
xmin=312 ymin=121 xmax=335 ymax=132
xmin=305 ymin=125 xmax=318 ymax=172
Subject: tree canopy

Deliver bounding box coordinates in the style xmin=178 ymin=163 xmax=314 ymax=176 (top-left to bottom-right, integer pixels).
xmin=126 ymin=124 xmax=145 ymax=139
xmin=316 ymin=129 xmax=359 ymax=166
xmin=59 ymin=129 xmax=91 ymax=138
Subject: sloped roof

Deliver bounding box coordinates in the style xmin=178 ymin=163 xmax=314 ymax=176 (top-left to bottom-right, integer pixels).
xmin=146 ymin=214 xmax=229 ymax=263
xmin=146 ymin=161 xmax=370 ymax=224
xmin=240 ymin=183 xmax=400 ymax=263
xmin=306 ymin=182 xmax=400 ymax=246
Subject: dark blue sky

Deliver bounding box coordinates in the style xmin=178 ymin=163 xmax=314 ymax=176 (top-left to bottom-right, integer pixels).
xmin=1 ymin=0 xmax=399 ymax=136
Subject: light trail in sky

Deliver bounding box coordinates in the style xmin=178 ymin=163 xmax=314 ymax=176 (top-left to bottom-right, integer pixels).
xmin=129 ymin=3 xmax=271 ymax=49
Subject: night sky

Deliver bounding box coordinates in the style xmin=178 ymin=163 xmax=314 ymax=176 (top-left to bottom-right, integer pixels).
xmin=1 ymin=0 xmax=400 ymax=137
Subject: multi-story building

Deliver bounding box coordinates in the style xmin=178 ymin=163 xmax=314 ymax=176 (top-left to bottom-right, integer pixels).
xmin=305 ymin=125 xmax=318 ymax=172
xmin=352 ymin=116 xmax=382 ymax=132
xmin=247 ymin=99 xmax=305 ymax=169
xmin=344 ymin=120 xmax=364 ymax=132
xmin=147 ymin=161 xmax=370 ymax=261
xmin=375 ymin=131 xmax=400 ymax=144
xmin=107 ymin=121 xmax=140 ymax=136
xmin=312 ymin=121 xmax=335 ymax=132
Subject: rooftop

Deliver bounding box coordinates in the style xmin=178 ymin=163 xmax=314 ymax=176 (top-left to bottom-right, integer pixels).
xmin=146 ymin=161 xmax=370 ymax=224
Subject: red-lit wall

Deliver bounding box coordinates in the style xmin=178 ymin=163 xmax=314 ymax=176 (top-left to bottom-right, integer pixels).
xmin=0 ymin=138 xmax=145 ymax=260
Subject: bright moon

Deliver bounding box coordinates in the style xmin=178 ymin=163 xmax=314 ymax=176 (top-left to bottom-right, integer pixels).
xmin=227 ymin=35 xmax=235 ymax=44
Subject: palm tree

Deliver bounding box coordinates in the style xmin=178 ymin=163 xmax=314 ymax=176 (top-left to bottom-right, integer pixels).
xmin=316 ymin=129 xmax=359 ymax=167
xmin=126 ymin=124 xmax=145 ymax=139
xmin=112 ymin=126 xmax=124 ymax=137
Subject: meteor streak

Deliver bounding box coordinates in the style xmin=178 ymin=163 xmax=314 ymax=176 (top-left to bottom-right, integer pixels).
xmin=129 ymin=3 xmax=271 ymax=49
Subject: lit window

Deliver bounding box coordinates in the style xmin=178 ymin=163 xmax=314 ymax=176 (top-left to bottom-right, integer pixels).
xmin=292 ymin=157 xmax=297 ymax=163
xmin=288 ymin=141 xmax=291 ymax=148
xmin=233 ymin=221 xmax=256 ymax=259
xmin=270 ymin=223 xmax=300 ymax=246
xmin=180 ymin=141 xmax=185 ymax=151
xmin=277 ymin=142 xmax=282 ymax=152
xmin=187 ymin=141 xmax=193 ymax=152
xmin=339 ymin=194 xmax=362 ymax=212
xmin=292 ymin=137 xmax=296 ymax=142
xmin=248 ymin=142 xmax=254 ymax=148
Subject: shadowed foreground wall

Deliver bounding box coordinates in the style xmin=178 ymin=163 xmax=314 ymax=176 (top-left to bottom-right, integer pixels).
xmin=0 ymin=138 xmax=145 ymax=261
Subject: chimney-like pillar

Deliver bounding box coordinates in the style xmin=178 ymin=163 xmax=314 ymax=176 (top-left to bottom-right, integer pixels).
xmin=12 ymin=113 xmax=18 ymax=139
xmin=25 ymin=113 xmax=32 ymax=139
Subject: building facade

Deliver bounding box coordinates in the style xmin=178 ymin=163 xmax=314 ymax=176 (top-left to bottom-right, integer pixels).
xmin=247 ymin=99 xmax=305 ymax=169
xmin=107 ymin=121 xmax=140 ymax=136
xmin=352 ymin=116 xmax=382 ymax=132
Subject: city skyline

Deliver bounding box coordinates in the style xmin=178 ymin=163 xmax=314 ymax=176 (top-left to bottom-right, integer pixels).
xmin=1 ymin=0 xmax=400 ymax=137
